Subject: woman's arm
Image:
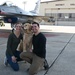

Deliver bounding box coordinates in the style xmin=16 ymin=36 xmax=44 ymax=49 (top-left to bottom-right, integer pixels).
xmin=7 ymin=34 xmax=14 ymax=56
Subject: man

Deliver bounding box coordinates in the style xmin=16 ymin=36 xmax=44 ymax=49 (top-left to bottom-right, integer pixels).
xmin=20 ymin=22 xmax=49 ymax=75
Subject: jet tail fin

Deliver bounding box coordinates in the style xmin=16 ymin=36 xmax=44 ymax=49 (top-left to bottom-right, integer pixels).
xmin=30 ymin=0 xmax=41 ymax=15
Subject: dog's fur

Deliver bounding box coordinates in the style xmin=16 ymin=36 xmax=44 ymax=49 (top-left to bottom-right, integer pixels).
xmin=17 ymin=23 xmax=33 ymax=52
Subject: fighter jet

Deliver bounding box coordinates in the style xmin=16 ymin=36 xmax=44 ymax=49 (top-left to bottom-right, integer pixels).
xmin=0 ymin=0 xmax=50 ymax=24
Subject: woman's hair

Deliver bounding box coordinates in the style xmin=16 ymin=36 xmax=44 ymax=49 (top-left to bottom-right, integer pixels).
xmin=14 ymin=22 xmax=22 ymax=27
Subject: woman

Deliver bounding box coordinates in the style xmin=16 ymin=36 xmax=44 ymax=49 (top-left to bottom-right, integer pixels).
xmin=4 ymin=22 xmax=23 ymax=71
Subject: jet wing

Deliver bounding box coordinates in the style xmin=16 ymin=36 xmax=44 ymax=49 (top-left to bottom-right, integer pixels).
xmin=0 ymin=11 xmax=50 ymax=23
xmin=11 ymin=13 xmax=50 ymax=22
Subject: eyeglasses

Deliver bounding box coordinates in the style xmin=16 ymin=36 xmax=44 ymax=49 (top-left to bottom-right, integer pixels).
xmin=15 ymin=25 xmax=22 ymax=27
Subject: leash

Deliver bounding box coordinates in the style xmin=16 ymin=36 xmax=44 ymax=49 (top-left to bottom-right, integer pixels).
xmin=44 ymin=33 xmax=75 ymax=75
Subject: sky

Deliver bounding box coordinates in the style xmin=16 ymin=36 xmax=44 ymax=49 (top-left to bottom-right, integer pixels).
xmin=0 ymin=0 xmax=53 ymax=11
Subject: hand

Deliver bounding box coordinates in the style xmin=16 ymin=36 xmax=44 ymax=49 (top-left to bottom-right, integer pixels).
xmin=30 ymin=49 xmax=33 ymax=52
xmin=11 ymin=56 xmax=17 ymax=63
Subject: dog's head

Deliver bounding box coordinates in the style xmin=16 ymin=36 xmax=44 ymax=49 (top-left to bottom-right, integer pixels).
xmin=22 ymin=23 xmax=32 ymax=34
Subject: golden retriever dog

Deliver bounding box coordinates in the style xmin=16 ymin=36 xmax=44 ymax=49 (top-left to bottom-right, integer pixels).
xmin=17 ymin=23 xmax=33 ymax=52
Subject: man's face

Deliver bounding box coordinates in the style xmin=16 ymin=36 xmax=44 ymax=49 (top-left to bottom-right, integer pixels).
xmin=32 ymin=24 xmax=39 ymax=33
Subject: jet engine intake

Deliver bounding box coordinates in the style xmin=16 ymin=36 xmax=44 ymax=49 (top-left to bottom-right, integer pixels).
xmin=4 ymin=17 xmax=18 ymax=23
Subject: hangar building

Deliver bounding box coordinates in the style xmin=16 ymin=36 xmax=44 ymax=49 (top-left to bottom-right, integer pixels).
xmin=39 ymin=0 xmax=75 ymax=25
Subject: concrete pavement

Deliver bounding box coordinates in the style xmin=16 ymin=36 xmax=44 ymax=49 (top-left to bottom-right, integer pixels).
xmin=0 ymin=26 xmax=75 ymax=75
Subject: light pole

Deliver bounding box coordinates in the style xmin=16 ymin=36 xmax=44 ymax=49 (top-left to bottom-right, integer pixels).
xmin=23 ymin=1 xmax=26 ymax=10
xmin=56 ymin=8 xmax=58 ymax=26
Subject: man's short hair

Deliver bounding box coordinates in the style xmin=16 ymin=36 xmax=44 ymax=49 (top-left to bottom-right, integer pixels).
xmin=32 ymin=22 xmax=39 ymax=27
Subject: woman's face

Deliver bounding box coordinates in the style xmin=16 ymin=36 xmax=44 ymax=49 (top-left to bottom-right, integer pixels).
xmin=15 ymin=24 xmax=22 ymax=31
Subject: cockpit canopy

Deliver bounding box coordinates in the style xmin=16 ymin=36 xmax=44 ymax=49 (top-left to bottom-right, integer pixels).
xmin=1 ymin=1 xmax=15 ymax=6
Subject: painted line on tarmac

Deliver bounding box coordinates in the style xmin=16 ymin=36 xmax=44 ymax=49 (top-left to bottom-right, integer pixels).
xmin=44 ymin=33 xmax=75 ymax=75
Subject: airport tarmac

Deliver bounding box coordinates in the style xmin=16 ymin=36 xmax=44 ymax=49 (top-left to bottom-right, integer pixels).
xmin=0 ymin=26 xmax=75 ymax=75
